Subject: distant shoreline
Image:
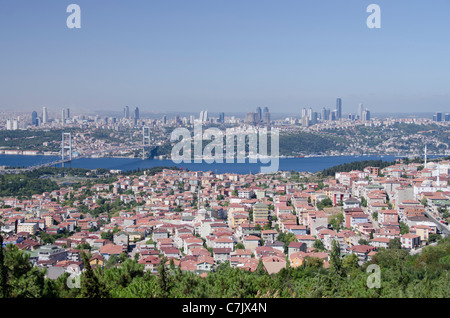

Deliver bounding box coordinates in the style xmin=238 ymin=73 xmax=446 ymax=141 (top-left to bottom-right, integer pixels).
xmin=0 ymin=152 xmax=446 ymax=159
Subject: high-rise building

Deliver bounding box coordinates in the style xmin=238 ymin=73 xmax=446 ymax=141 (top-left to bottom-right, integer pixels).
xmin=219 ymin=112 xmax=225 ymax=123
xmin=358 ymin=103 xmax=364 ymax=120
xmin=445 ymin=113 xmax=450 ymax=122
xmin=199 ymin=110 xmax=208 ymax=122
xmin=363 ymin=109 xmax=371 ymax=122
xmin=336 ymin=98 xmax=342 ymax=119
xmin=263 ymin=107 xmax=269 ymax=114
xmin=12 ymin=118 xmax=19 ymax=130
xmin=263 ymin=111 xmax=271 ymax=124
xmin=162 ymin=115 xmax=167 ymax=124
xmin=301 ymin=108 xmax=307 ymax=119
xmin=31 ymin=111 xmax=38 ymax=126
xmin=66 ymin=108 xmax=70 ymax=119
xmin=302 ymin=116 xmax=309 ymax=127
xmin=256 ymin=107 xmax=262 ymax=122
xmin=435 ymin=112 xmax=443 ymax=122
xmin=330 ymin=111 xmax=337 ymax=121
xmin=61 ymin=109 xmax=65 ymax=124
xmin=134 ymin=107 xmax=140 ymax=120
xmin=124 ymin=106 xmax=130 ymax=119
xmin=42 ymin=107 xmax=48 ymax=124
xmin=245 ymin=112 xmax=258 ymax=125
xmin=321 ymin=107 xmax=330 ymax=121
xmin=307 ymin=107 xmax=313 ymax=121
xmin=311 ymin=112 xmax=318 ymax=125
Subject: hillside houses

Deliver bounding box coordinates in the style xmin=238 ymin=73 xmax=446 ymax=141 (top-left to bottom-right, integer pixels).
xmin=1 ymin=160 xmax=449 ymax=279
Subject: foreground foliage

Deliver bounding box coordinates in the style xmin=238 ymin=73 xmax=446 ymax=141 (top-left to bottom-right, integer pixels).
xmin=1 ymin=237 xmax=449 ymax=298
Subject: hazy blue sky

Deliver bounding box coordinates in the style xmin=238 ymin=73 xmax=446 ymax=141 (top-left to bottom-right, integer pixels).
xmin=0 ymin=0 xmax=449 ymax=114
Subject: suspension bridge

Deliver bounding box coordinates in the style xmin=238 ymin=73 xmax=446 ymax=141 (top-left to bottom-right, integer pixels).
xmin=0 ymin=127 xmax=153 ymax=174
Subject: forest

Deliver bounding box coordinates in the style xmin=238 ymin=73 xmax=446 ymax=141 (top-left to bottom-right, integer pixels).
xmin=1 ymin=236 xmax=449 ymax=298
xmin=320 ymin=159 xmax=397 ymax=177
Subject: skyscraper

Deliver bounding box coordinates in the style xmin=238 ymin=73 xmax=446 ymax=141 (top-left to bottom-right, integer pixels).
xmin=301 ymin=107 xmax=307 ymax=119
xmin=330 ymin=111 xmax=337 ymax=121
xmin=307 ymin=107 xmax=313 ymax=121
xmin=435 ymin=112 xmax=443 ymax=122
xmin=358 ymin=103 xmax=364 ymax=120
xmin=42 ymin=107 xmax=48 ymax=124
xmin=124 ymin=106 xmax=130 ymax=119
xmin=245 ymin=112 xmax=258 ymax=125
xmin=321 ymin=107 xmax=326 ymax=121
xmin=199 ymin=110 xmax=208 ymax=122
xmin=311 ymin=112 xmax=318 ymax=125
xmin=61 ymin=109 xmax=66 ymax=124
xmin=134 ymin=107 xmax=140 ymax=120
xmin=363 ymin=109 xmax=371 ymax=122
xmin=31 ymin=111 xmax=38 ymax=126
xmin=256 ymin=107 xmax=262 ymax=122
xmin=336 ymin=98 xmax=342 ymax=119
xmin=219 ymin=112 xmax=225 ymax=123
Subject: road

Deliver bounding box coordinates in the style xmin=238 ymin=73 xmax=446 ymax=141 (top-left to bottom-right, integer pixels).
xmin=409 ymin=241 xmax=438 ymax=255
xmin=424 ymin=208 xmax=450 ymax=236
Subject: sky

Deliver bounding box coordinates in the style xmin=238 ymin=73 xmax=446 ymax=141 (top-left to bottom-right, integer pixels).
xmin=0 ymin=0 xmax=449 ymax=115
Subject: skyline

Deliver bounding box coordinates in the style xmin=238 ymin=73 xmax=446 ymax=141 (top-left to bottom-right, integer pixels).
xmin=1 ymin=0 xmax=450 ymax=113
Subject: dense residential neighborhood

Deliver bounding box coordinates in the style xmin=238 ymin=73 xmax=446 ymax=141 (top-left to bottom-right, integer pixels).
xmin=1 ymin=158 xmax=449 ymax=283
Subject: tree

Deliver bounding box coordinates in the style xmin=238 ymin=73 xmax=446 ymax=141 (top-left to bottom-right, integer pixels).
xmin=361 ymin=197 xmax=368 ymax=207
xmin=303 ymin=256 xmax=323 ymax=269
xmin=372 ymin=211 xmax=378 ymax=221
xmin=313 ymin=239 xmax=325 ymax=251
xmin=0 ymin=235 xmax=9 ymax=298
xmin=317 ymin=197 xmax=333 ymax=210
xmin=428 ymin=233 xmax=441 ymax=243
xmin=105 ymin=254 xmax=118 ymax=269
xmin=329 ymin=240 xmax=344 ymax=276
xmin=256 ymin=259 xmax=266 ymax=275
xmin=156 ymin=256 xmax=169 ymax=297
xmin=80 ymin=252 xmax=108 ymax=298
xmin=389 ymin=237 xmax=402 ymax=250
xmin=2 ymin=244 xmax=47 ymax=297
xmin=235 ymin=243 xmax=245 ymax=250
xmin=399 ymin=222 xmax=409 ymax=234
xmin=358 ymin=239 xmax=370 ymax=245
xmin=342 ymin=253 xmax=359 ymax=272
xmin=101 ymin=231 xmax=114 ymax=242
xmin=330 ymin=213 xmax=344 ymax=231
xmin=421 ymin=197 xmax=428 ymax=207
xmin=119 ymin=252 xmax=128 ymax=263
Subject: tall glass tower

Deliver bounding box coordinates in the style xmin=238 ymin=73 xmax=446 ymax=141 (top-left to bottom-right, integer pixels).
xmin=336 ymin=98 xmax=342 ymax=119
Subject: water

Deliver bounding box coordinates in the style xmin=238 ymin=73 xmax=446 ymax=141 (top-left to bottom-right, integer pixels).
xmin=0 ymin=154 xmax=439 ymax=174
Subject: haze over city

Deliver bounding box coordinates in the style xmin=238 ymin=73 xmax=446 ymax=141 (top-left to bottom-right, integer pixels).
xmin=0 ymin=0 xmax=449 ymax=114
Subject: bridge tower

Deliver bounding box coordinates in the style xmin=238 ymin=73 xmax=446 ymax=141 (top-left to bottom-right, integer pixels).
xmin=62 ymin=132 xmax=72 ymax=163
xmin=142 ymin=126 xmax=151 ymax=160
